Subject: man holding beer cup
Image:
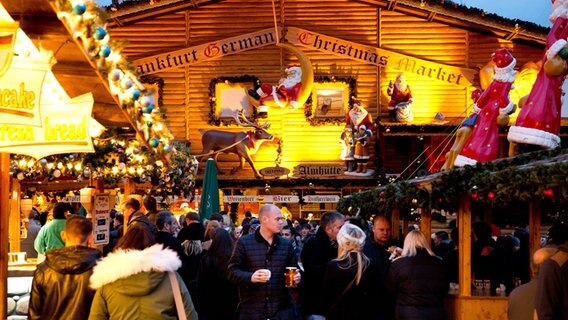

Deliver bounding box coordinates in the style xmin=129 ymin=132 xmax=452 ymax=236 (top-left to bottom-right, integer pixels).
xmin=228 ymin=204 xmax=301 ymax=320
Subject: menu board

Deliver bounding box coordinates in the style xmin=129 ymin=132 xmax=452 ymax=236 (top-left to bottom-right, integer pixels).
xmin=93 ymin=194 xmax=110 ymax=245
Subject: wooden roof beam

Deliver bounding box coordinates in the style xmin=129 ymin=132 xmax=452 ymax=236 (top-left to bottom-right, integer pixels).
xmin=426 ymin=11 xmax=436 ymax=22
xmin=387 ymin=0 xmax=399 ymax=11
xmin=505 ymin=24 xmax=522 ymax=41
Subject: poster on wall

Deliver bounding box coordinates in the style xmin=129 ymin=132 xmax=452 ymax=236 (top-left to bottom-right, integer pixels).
xmin=93 ymin=194 xmax=110 ymax=246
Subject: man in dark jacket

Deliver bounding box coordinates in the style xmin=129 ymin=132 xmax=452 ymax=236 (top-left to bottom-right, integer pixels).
xmin=29 ymin=215 xmax=101 ymax=319
xmin=123 ymin=197 xmax=157 ymax=235
xmin=300 ymin=211 xmax=344 ymax=319
xmin=143 ymin=195 xmax=159 ymax=224
xmin=535 ymin=236 xmax=568 ymax=320
xmin=155 ymin=211 xmax=184 ymax=257
xmin=363 ymin=215 xmax=402 ymax=319
xmin=228 ymin=204 xmax=300 ymax=320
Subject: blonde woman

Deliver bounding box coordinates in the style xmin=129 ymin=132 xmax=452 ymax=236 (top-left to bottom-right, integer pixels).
xmin=322 ymin=223 xmax=385 ymax=320
xmin=387 ymin=230 xmax=449 ymax=320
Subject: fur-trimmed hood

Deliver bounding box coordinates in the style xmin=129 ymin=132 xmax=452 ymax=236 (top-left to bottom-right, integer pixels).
xmin=90 ymin=244 xmax=181 ymax=291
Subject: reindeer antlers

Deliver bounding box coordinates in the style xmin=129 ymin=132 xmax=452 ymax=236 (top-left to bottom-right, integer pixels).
xmin=233 ymin=110 xmax=270 ymax=129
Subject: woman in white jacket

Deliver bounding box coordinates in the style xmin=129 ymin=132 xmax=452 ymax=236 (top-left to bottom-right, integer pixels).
xmin=89 ymin=224 xmax=198 ymax=320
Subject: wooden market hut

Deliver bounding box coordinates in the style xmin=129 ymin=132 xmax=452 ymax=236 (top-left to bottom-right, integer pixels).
xmin=337 ymin=148 xmax=568 ymax=319
xmin=103 ymin=0 xmax=551 ymax=206
xmin=0 ymin=0 xmax=180 ymax=317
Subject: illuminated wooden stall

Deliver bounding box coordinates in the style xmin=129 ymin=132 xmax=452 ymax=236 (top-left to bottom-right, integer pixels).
xmin=105 ymin=0 xmax=547 ymax=205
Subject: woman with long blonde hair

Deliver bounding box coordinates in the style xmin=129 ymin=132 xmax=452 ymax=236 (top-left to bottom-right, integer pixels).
xmin=387 ymin=230 xmax=448 ymax=320
xmin=322 ymin=223 xmax=385 ymax=320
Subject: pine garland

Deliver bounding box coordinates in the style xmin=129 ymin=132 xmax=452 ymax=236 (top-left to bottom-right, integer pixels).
xmin=338 ymin=148 xmax=568 ymax=218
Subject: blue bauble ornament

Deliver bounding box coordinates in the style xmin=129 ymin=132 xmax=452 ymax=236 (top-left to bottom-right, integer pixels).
xmin=93 ymin=27 xmax=107 ymax=40
xmin=39 ymin=159 xmax=48 ymax=166
xmin=163 ymin=144 xmax=172 ymax=152
xmin=142 ymin=104 xmax=154 ymax=114
xmin=99 ymin=45 xmax=111 ymax=58
xmin=72 ymin=3 xmax=87 ymax=15
xmin=147 ymin=121 xmax=153 ymax=127
xmin=149 ymin=138 xmax=160 ymax=148
xmin=140 ymin=96 xmax=153 ymax=108
xmin=131 ymin=88 xmax=140 ymax=100
xmin=110 ymin=69 xmax=122 ymax=81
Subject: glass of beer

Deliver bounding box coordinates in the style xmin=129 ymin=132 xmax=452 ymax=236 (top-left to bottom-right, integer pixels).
xmin=285 ymin=267 xmax=298 ymax=288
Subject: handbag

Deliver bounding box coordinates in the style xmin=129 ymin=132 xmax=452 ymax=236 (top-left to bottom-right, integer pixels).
xmin=168 ymin=271 xmax=187 ymax=320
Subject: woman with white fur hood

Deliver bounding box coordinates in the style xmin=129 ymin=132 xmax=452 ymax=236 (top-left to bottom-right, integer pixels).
xmin=89 ymin=224 xmax=198 ymax=320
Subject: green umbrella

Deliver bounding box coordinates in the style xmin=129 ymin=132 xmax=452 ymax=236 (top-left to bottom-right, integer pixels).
xmin=199 ymin=158 xmax=220 ymax=222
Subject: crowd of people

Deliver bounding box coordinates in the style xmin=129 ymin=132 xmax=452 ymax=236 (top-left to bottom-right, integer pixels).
xmin=23 ymin=197 xmax=568 ymax=320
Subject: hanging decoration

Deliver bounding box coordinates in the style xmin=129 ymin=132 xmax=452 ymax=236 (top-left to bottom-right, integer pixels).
xmin=337 ymin=148 xmax=568 ymax=218
xmin=9 ymin=131 xmax=198 ymax=197
xmin=51 ymin=0 xmax=174 ymax=158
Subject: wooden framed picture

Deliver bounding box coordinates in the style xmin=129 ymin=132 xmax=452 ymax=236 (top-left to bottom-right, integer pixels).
xmin=208 ymin=75 xmax=260 ymax=125
xmin=304 ymin=76 xmax=357 ymax=125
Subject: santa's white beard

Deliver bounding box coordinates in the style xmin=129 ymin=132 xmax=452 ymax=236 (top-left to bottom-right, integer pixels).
xmin=395 ymin=82 xmax=407 ymax=92
xmin=280 ymin=73 xmax=302 ymax=88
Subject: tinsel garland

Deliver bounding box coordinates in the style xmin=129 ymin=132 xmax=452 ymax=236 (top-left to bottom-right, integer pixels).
xmin=338 ymin=148 xmax=568 ymax=218
xmin=10 ymin=131 xmax=198 ymax=197
xmin=304 ymin=76 xmax=357 ymax=126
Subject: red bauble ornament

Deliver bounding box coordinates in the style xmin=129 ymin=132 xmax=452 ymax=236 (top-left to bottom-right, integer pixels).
xmin=379 ymin=191 xmax=385 ymax=199
xmin=487 ymin=191 xmax=495 ymax=200
xmin=471 ymin=192 xmax=478 ymax=200
xmin=543 ymin=189 xmax=554 ymax=198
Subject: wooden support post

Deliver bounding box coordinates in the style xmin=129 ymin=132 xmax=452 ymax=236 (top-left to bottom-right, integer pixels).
xmin=420 ymin=208 xmax=431 ymax=238
xmin=1 ymin=153 xmax=11 ymax=319
xmin=529 ymin=200 xmax=541 ymax=278
xmin=9 ymin=179 xmax=20 ymax=252
xmin=458 ymin=194 xmax=472 ymax=297
xmin=391 ymin=208 xmax=400 ymax=240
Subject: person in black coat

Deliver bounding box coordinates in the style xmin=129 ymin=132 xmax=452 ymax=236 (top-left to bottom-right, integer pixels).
xmin=300 ymin=211 xmax=344 ymax=319
xmin=387 ymin=230 xmax=449 ymax=320
xmin=323 ymin=224 xmax=386 ymax=320
xmin=197 ymin=228 xmax=238 ymax=320
xmin=228 ymin=204 xmax=299 ymax=320
xmin=29 ymin=216 xmax=101 ymax=319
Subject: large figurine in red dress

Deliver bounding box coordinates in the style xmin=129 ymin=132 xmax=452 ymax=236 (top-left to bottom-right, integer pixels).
xmin=507 ymin=0 xmax=568 ymax=149
xmin=248 ymin=64 xmax=303 ymax=116
xmin=454 ymin=48 xmax=516 ymax=167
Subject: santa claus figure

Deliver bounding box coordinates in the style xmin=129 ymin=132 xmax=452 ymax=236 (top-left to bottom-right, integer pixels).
xmin=345 ymin=100 xmax=373 ymax=135
xmin=508 ymin=0 xmax=567 ymax=149
xmin=454 ymin=48 xmax=516 ymax=167
xmin=248 ymin=64 xmax=303 ymax=115
xmin=387 ymin=73 xmax=413 ymax=122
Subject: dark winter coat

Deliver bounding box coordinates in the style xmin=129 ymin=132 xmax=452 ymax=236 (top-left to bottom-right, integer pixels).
xmin=198 ymin=250 xmax=239 ymax=320
xmin=299 ymin=227 xmax=338 ymax=316
xmin=29 ymin=245 xmax=101 ymax=320
xmin=387 ymin=249 xmax=449 ymax=320
xmin=535 ymin=243 xmax=568 ymax=320
xmin=228 ymin=229 xmax=297 ymax=320
xmin=363 ymin=235 xmax=402 ymax=281
xmin=323 ymin=252 xmax=387 ymax=320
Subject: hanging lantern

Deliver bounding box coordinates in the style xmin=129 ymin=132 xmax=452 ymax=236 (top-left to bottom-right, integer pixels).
xmin=543 ymin=189 xmax=554 ymax=198
xmin=487 ymin=191 xmax=495 ymax=200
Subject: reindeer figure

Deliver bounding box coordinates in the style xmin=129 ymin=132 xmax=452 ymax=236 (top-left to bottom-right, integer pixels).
xmin=199 ymin=110 xmax=275 ymax=178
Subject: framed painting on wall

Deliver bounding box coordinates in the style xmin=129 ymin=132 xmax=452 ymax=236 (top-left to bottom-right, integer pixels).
xmin=305 ymin=76 xmax=357 ymax=125
xmin=208 ymin=75 xmax=260 ymax=126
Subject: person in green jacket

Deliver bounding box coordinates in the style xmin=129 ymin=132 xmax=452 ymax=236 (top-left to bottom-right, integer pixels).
xmin=34 ymin=202 xmax=72 ymax=255
xmin=89 ymin=223 xmax=198 ymax=320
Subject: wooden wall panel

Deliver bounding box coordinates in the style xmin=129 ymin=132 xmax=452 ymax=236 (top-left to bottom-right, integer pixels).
xmin=107 ymin=0 xmax=545 ymax=179
xmin=380 ymin=10 xmax=469 ymax=119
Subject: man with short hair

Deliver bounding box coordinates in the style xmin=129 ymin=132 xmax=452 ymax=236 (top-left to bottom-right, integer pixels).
xmin=34 ymin=202 xmax=72 ymax=255
xmin=29 ymin=215 xmax=101 ymax=319
xmin=155 ymin=211 xmax=184 ymax=257
xmin=143 ymin=195 xmax=158 ymax=224
xmin=228 ymin=204 xmax=300 ymax=320
xmin=178 ymin=211 xmax=205 ymax=243
xmin=122 ymin=197 xmax=157 ymax=234
xmin=508 ymin=247 xmax=557 ymax=320
xmin=300 ymin=211 xmax=344 ymax=320
xmin=535 ymin=234 xmax=568 ymax=320
xmin=363 ymin=215 xmax=402 ymax=319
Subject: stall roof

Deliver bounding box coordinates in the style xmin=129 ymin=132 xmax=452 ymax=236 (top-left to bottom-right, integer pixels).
xmin=2 ymin=0 xmax=132 ymax=127
xmin=106 ymin=0 xmax=547 ymax=46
